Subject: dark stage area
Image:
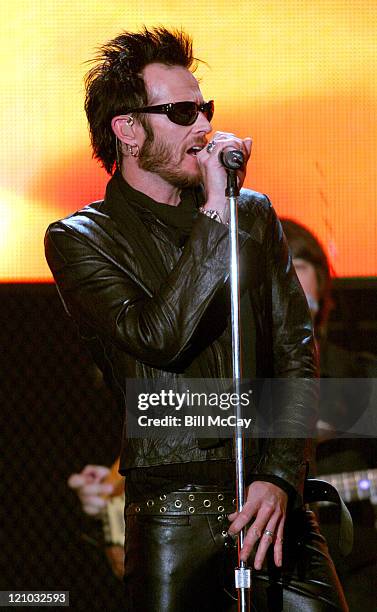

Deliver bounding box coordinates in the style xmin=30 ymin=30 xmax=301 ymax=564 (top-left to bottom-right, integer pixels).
xmin=1 ymin=284 xmax=124 ymax=610
xmin=1 ymin=280 xmax=376 ymax=610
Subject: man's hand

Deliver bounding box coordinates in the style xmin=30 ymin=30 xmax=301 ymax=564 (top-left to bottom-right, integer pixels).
xmin=196 ymin=131 xmax=252 ymax=224
xmin=67 ymin=464 xmax=114 ymax=517
xmin=227 ymin=481 xmax=287 ymax=569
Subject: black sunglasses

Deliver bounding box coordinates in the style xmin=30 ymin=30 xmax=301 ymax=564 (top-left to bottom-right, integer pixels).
xmin=124 ymin=100 xmax=214 ymax=126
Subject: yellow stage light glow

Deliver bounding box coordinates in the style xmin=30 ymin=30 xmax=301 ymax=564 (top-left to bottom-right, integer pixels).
xmin=1 ymin=0 xmax=376 ymax=280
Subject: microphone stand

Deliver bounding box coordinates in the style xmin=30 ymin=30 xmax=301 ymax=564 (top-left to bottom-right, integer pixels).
xmin=225 ymin=160 xmax=251 ymax=612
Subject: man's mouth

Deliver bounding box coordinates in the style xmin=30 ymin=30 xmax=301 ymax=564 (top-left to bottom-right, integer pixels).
xmin=186 ymin=145 xmax=204 ymax=157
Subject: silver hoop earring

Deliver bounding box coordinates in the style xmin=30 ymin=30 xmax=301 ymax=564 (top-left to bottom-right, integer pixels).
xmin=129 ymin=144 xmax=140 ymax=158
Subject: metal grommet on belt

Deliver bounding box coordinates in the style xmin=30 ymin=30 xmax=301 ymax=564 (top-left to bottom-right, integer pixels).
xmin=126 ymin=490 xmax=236 ymax=516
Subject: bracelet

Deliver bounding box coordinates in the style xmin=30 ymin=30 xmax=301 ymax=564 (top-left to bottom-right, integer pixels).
xmin=199 ymin=207 xmax=223 ymax=224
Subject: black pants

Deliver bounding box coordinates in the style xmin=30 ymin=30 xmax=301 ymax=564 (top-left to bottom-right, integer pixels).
xmin=124 ymin=502 xmax=347 ymax=611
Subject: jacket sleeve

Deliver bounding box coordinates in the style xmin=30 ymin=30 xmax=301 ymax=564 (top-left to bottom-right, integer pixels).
xmin=45 ymin=215 xmax=237 ymax=370
xmin=253 ymin=201 xmax=318 ymax=501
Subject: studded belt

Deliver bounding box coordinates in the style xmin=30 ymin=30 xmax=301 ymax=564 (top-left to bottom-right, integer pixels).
xmin=125 ymin=490 xmax=237 ymax=516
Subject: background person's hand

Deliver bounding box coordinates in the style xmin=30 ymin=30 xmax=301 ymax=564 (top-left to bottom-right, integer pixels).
xmin=67 ymin=464 xmax=114 ymax=517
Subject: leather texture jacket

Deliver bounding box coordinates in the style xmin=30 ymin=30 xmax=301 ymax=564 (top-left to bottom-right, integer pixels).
xmin=45 ymin=173 xmax=318 ymax=501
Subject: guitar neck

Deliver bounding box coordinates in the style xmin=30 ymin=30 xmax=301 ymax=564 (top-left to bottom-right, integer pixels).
xmin=103 ymin=458 xmax=125 ymax=498
xmin=102 ymin=494 xmax=125 ymax=547
xmin=319 ymin=468 xmax=377 ymax=504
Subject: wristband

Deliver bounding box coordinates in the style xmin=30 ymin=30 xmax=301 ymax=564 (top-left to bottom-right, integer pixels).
xmin=199 ymin=207 xmax=223 ymax=224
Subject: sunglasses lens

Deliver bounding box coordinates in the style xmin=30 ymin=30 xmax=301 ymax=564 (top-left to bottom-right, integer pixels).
xmin=169 ymin=102 xmax=198 ymax=125
xmin=167 ymin=101 xmax=215 ymax=125
xmin=204 ymin=100 xmax=214 ymax=122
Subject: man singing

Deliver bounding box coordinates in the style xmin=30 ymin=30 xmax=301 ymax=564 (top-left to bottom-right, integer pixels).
xmin=45 ymin=27 xmax=347 ymax=611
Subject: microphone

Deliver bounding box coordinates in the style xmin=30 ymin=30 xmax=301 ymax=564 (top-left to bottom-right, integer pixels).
xmin=219 ymin=149 xmax=244 ymax=170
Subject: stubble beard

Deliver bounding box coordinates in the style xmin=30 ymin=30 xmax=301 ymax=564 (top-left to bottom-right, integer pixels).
xmin=138 ymin=125 xmax=202 ymax=190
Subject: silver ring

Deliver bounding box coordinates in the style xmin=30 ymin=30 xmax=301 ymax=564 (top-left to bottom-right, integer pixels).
xmin=206 ymin=140 xmax=216 ymax=153
xmin=264 ymin=529 xmax=275 ymax=539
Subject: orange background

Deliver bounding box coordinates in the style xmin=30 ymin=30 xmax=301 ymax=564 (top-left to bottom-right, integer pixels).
xmin=1 ymin=0 xmax=376 ymax=280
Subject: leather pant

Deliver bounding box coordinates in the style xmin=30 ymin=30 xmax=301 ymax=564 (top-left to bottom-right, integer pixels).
xmin=123 ymin=490 xmax=348 ymax=612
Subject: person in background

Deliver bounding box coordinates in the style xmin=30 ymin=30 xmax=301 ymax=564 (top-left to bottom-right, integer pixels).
xmin=281 ymin=219 xmax=376 ymax=431
xmin=282 ymin=219 xmax=377 ymax=611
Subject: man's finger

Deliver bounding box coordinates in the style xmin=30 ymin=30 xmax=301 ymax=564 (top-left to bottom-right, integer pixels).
xmin=227 ymin=500 xmax=259 ymax=535
xmin=67 ymin=474 xmax=86 ymax=490
xmin=252 ymin=516 xmax=280 ymax=569
xmin=228 ymin=501 xmax=273 ymax=536
xmin=238 ymin=522 xmax=264 ymax=561
xmin=80 ymin=483 xmax=114 ymax=498
xmin=82 ymin=498 xmax=108 ymax=516
xmin=81 ymin=465 xmax=111 ymax=480
xmin=243 ymin=137 xmax=252 ymax=157
xmin=273 ymin=516 xmax=286 ymax=568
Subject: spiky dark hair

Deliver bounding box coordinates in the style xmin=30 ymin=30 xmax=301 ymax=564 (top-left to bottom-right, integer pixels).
xmin=84 ymin=27 xmax=198 ymax=174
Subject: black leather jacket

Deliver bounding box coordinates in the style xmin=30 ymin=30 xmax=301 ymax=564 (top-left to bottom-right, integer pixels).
xmin=45 ymin=174 xmax=317 ymax=500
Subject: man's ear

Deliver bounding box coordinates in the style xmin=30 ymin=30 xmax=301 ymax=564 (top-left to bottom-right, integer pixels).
xmin=111 ymin=115 xmax=136 ymax=144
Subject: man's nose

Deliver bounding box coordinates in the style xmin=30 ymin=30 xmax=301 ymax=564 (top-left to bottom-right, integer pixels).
xmin=194 ymin=111 xmax=212 ymax=134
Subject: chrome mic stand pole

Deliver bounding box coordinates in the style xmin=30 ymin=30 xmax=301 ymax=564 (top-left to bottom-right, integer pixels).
xmin=224 ymin=151 xmax=251 ymax=612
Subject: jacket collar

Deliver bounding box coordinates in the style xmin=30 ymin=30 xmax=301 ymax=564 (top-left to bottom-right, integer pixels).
xmin=102 ymin=172 xmax=169 ymax=289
